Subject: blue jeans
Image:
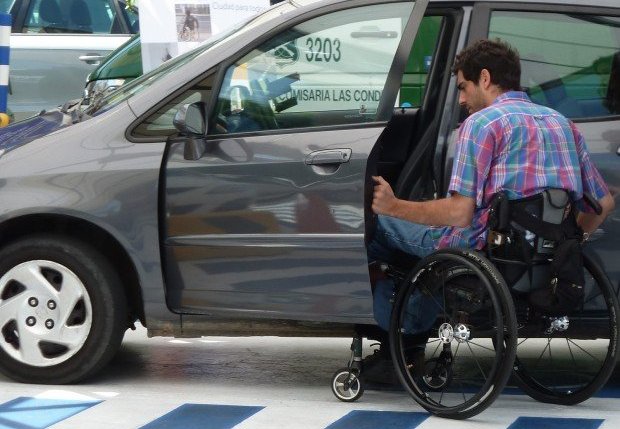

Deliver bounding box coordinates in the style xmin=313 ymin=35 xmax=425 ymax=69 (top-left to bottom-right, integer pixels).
xmin=368 ymin=215 xmax=438 ymax=262
xmin=369 ymin=215 xmax=441 ymax=334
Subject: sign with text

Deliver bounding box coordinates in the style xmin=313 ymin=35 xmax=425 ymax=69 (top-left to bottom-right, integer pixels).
xmin=140 ymin=0 xmax=270 ymax=72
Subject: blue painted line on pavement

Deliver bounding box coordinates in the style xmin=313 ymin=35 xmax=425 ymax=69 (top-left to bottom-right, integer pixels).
xmin=592 ymin=385 xmax=620 ymax=398
xmin=0 ymin=397 xmax=101 ymax=429
xmin=508 ymin=417 xmax=604 ymax=429
xmin=325 ymin=410 xmax=429 ymax=429
xmin=501 ymin=385 xmax=620 ymax=398
xmin=0 ymin=47 xmax=9 ymax=66
xmin=138 ymin=404 xmax=264 ymax=429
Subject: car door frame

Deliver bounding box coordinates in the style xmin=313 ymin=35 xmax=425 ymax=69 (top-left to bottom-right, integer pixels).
xmin=9 ymin=0 xmax=29 ymax=32
xmin=469 ymin=2 xmax=620 ymax=42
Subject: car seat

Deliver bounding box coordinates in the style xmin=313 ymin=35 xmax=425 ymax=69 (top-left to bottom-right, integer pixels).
xmin=38 ymin=0 xmax=66 ymax=33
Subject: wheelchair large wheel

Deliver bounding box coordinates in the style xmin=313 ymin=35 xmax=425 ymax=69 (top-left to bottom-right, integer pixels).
xmin=512 ymin=252 xmax=620 ymax=405
xmin=389 ymin=249 xmax=518 ymax=419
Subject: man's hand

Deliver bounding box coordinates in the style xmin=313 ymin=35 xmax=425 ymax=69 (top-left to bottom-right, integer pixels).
xmin=372 ymin=176 xmax=398 ymax=216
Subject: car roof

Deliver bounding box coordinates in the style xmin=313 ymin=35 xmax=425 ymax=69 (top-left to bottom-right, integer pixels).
xmin=428 ymin=0 xmax=619 ymax=7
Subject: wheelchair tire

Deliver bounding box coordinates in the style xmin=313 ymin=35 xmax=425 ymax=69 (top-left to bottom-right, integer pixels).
xmin=511 ymin=252 xmax=620 ymax=405
xmin=389 ymin=249 xmax=518 ymax=419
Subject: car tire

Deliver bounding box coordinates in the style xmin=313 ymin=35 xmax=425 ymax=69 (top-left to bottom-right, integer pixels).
xmin=0 ymin=234 xmax=127 ymax=384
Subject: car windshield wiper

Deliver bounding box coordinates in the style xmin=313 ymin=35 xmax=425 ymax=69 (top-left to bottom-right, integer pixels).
xmin=58 ymin=97 xmax=90 ymax=123
xmin=85 ymin=92 xmax=108 ymax=116
xmin=59 ymin=98 xmax=82 ymax=114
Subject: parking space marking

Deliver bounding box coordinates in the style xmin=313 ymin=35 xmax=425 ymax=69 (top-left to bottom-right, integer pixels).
xmin=592 ymin=387 xmax=620 ymax=399
xmin=507 ymin=417 xmax=604 ymax=429
xmin=137 ymin=404 xmax=264 ymax=429
xmin=1 ymin=394 xmax=619 ymax=429
xmin=0 ymin=397 xmax=100 ymax=429
xmin=325 ymin=410 xmax=429 ymax=429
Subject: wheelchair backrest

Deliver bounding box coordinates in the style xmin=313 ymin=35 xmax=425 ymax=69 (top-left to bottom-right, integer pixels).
xmin=487 ymin=188 xmax=577 ymax=292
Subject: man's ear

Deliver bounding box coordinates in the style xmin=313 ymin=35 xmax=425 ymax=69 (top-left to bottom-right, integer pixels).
xmin=479 ymin=69 xmax=492 ymax=89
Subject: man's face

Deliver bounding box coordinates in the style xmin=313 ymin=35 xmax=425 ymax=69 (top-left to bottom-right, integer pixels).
xmin=457 ymin=71 xmax=486 ymax=115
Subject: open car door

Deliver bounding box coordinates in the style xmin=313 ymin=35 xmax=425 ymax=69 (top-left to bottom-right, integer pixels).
xmin=161 ymin=0 xmax=430 ymax=324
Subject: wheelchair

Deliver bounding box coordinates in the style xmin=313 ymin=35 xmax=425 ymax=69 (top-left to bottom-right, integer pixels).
xmin=331 ymin=190 xmax=620 ymax=419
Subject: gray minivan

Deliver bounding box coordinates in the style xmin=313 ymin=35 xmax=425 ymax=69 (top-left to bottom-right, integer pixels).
xmin=0 ymin=0 xmax=618 ymax=401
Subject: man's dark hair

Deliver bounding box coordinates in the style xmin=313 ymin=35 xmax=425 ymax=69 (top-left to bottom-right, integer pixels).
xmin=452 ymin=39 xmax=521 ymax=91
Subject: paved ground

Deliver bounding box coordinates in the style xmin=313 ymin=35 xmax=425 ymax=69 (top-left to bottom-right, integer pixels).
xmin=1 ymin=327 xmax=619 ymax=429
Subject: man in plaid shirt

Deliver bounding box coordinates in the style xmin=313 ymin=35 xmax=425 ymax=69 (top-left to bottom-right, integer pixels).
xmin=369 ymin=39 xmax=614 ymax=262
xmin=364 ymin=39 xmax=615 ymax=385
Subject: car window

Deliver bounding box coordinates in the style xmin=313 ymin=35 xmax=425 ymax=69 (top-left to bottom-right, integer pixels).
xmin=399 ymin=15 xmax=443 ymax=108
xmin=23 ymin=0 xmax=119 ymax=34
xmin=490 ymin=11 xmax=620 ymax=119
xmin=116 ymin=2 xmax=296 ymax=135
xmin=0 ymin=0 xmax=12 ymax=13
xmin=211 ymin=2 xmax=415 ymax=135
xmin=132 ymin=74 xmax=215 ymax=137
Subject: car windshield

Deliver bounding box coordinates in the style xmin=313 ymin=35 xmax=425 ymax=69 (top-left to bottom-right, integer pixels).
xmin=87 ymin=0 xmax=298 ymax=116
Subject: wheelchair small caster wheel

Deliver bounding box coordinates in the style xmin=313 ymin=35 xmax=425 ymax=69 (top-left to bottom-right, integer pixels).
xmin=422 ymin=357 xmax=453 ymax=391
xmin=331 ymin=367 xmax=364 ymax=402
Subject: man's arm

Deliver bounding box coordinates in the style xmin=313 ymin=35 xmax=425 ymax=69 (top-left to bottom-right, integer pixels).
xmin=372 ymin=176 xmax=475 ymax=228
xmin=570 ymin=122 xmax=616 ymax=234
xmin=577 ymin=193 xmax=615 ymax=234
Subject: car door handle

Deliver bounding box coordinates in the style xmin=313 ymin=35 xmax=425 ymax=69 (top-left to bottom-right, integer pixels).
xmin=78 ymin=54 xmax=105 ymax=65
xmin=617 ymin=145 xmax=620 ymax=156
xmin=305 ymin=149 xmax=352 ymax=165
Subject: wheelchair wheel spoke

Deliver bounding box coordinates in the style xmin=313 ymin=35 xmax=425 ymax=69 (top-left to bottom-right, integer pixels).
xmin=566 ymin=336 xmax=578 ymax=370
xmin=467 ymin=340 xmax=495 ymax=352
xmin=439 ymin=388 xmax=445 ymax=405
xmin=532 ymin=339 xmax=552 ymax=370
xmin=461 ymin=383 xmax=467 ymax=402
xmin=566 ymin=339 xmax=604 ymax=364
xmin=467 ymin=341 xmax=488 ymax=382
xmin=518 ymin=337 xmax=530 ymax=347
xmin=430 ymin=339 xmax=442 ymax=358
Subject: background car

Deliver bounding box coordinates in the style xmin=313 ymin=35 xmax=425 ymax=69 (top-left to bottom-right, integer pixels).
xmin=3 ymin=0 xmax=138 ymax=121
xmin=84 ymin=32 xmax=141 ymax=101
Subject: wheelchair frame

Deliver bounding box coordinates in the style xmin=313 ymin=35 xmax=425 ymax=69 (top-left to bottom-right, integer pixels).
xmin=331 ymin=193 xmax=620 ymax=419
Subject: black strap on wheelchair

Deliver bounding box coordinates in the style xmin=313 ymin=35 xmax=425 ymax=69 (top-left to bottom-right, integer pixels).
xmin=489 ymin=191 xmax=581 ymax=242
xmin=509 ymin=201 xmax=581 ymax=242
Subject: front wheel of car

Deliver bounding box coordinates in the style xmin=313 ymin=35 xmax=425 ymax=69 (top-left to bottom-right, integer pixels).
xmin=0 ymin=235 xmax=127 ymax=384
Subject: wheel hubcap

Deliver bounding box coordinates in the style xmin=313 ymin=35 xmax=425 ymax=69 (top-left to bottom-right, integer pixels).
xmin=438 ymin=323 xmax=454 ymax=343
xmin=0 ymin=260 xmax=92 ymax=367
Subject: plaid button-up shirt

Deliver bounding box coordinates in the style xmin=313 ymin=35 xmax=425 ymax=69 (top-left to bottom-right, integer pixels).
xmin=434 ymin=91 xmax=609 ymax=250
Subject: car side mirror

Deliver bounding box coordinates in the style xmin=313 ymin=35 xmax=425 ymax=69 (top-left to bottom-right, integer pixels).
xmin=174 ymin=102 xmax=207 ymax=136
xmin=173 ymin=102 xmax=208 ymax=161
